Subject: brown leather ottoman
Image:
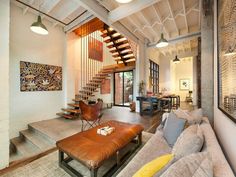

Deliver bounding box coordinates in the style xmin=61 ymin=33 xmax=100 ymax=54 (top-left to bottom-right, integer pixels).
xmin=56 ymin=120 xmax=144 ymax=177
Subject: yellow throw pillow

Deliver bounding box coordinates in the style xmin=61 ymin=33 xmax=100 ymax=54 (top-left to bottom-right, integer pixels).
xmin=133 ymin=154 xmax=174 ymax=177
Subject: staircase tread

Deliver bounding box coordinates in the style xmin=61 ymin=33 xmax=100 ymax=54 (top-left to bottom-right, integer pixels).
xmin=11 ymin=137 xmax=41 ymax=157
xmin=20 ymin=130 xmax=54 ymax=150
xmin=68 ymin=103 xmax=80 ymax=107
xmin=61 ymin=108 xmax=81 ymax=113
xmin=56 ymin=112 xmax=77 ymax=119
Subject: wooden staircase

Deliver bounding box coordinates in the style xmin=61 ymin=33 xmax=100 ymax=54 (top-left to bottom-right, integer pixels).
xmin=56 ymin=22 xmax=137 ymax=120
xmin=100 ymin=26 xmax=136 ymax=65
xmin=56 ymin=66 xmax=115 ymax=119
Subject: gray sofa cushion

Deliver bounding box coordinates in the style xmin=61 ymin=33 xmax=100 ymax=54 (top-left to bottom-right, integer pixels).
xmin=200 ymin=122 xmax=235 ymax=177
xmin=160 ymin=152 xmax=213 ymax=177
xmin=117 ymin=130 xmax=171 ymax=177
xmin=163 ymin=111 xmax=186 ymax=147
xmin=172 ymin=124 xmax=204 ymax=160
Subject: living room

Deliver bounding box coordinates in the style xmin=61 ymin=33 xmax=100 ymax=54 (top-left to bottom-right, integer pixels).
xmin=0 ymin=0 xmax=236 ymax=177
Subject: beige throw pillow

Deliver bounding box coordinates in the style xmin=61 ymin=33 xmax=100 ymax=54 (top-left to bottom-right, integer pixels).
xmin=174 ymin=108 xmax=203 ymax=124
xmin=172 ymin=124 xmax=204 ymax=160
xmin=160 ymin=152 xmax=213 ymax=177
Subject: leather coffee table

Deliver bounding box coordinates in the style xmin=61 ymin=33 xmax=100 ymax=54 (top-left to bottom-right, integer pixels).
xmin=56 ymin=120 xmax=144 ymax=177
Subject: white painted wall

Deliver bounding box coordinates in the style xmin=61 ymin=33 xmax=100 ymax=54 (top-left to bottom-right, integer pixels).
xmin=146 ymin=48 xmax=197 ymax=101
xmin=213 ymin=0 xmax=236 ymax=173
xmin=9 ymin=4 xmax=66 ymax=138
xmin=66 ymin=31 xmax=116 ymax=104
xmin=0 ymin=0 xmax=10 ymax=170
xmin=171 ymin=57 xmax=193 ymax=101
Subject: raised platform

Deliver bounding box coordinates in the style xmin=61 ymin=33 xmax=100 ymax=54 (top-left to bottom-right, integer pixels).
xmin=10 ymin=107 xmax=161 ymax=164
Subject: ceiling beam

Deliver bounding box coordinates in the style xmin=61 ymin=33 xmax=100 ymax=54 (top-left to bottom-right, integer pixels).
xmin=199 ymin=0 xmax=202 ymax=29
xmin=181 ymin=0 xmax=189 ymax=33
xmin=53 ymin=5 xmax=82 ymax=27
xmin=139 ymin=12 xmax=159 ymax=40
xmin=152 ymin=5 xmax=169 ymax=38
xmin=75 ymin=0 xmax=141 ymax=43
xmin=64 ymin=12 xmax=94 ymax=32
xmin=108 ymin=0 xmax=162 ymax=23
xmin=22 ymin=0 xmax=34 ymax=15
xmin=166 ymin=0 xmax=179 ymax=35
xmin=147 ymin=31 xmax=201 ymax=47
xmin=126 ymin=17 xmax=152 ymax=42
xmin=41 ymin=0 xmax=61 ymax=20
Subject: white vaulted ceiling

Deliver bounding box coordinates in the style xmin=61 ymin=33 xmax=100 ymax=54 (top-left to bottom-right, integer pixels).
xmin=97 ymin=0 xmax=201 ymax=44
xmin=13 ymin=0 xmax=201 ymax=54
xmin=12 ymin=0 xmax=94 ymax=32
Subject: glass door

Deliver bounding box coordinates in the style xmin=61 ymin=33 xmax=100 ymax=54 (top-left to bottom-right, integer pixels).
xmin=114 ymin=71 xmax=133 ymax=106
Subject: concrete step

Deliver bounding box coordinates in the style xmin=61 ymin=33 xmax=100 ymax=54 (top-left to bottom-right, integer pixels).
xmin=10 ymin=137 xmax=41 ymax=159
xmin=20 ymin=129 xmax=54 ymax=151
xmin=10 ymin=151 xmax=23 ymax=162
xmin=28 ymin=124 xmax=56 ymax=144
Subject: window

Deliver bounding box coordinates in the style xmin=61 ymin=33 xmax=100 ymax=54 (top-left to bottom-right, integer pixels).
xmin=149 ymin=60 xmax=159 ymax=94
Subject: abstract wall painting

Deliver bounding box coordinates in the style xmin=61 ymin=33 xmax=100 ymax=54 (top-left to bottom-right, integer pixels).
xmin=101 ymin=79 xmax=110 ymax=94
xmin=217 ymin=0 xmax=236 ymax=123
xmin=20 ymin=61 xmax=62 ymax=92
xmin=179 ymin=79 xmax=190 ymax=90
xmin=88 ymin=37 xmax=103 ymax=62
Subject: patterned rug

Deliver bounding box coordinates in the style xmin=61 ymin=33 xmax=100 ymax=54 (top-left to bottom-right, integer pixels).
xmin=1 ymin=132 xmax=153 ymax=177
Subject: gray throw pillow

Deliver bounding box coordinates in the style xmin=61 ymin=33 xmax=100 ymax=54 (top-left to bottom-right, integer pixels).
xmin=160 ymin=152 xmax=213 ymax=177
xmin=172 ymin=124 xmax=204 ymax=160
xmin=163 ymin=111 xmax=186 ymax=147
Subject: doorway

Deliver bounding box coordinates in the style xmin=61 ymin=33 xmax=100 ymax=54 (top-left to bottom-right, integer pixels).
xmin=114 ymin=71 xmax=133 ymax=106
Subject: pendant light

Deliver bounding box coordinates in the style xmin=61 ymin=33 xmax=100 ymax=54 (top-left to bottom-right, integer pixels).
xmin=156 ymin=33 xmax=168 ymax=48
xmin=115 ymin=0 xmax=133 ymax=3
xmin=30 ymin=15 xmax=48 ymax=35
xmin=173 ymin=55 xmax=180 ymax=64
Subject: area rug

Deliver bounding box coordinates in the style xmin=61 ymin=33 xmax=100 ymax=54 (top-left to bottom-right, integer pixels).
xmin=1 ymin=132 xmax=153 ymax=177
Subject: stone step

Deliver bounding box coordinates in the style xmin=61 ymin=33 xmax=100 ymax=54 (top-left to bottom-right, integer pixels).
xmin=28 ymin=123 xmax=56 ymax=144
xmin=10 ymin=137 xmax=41 ymax=159
xmin=20 ymin=129 xmax=54 ymax=151
xmin=10 ymin=151 xmax=23 ymax=162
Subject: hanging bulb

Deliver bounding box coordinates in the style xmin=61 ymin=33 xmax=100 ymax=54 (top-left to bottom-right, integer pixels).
xmin=116 ymin=0 xmax=133 ymax=3
xmin=156 ymin=33 xmax=168 ymax=48
xmin=30 ymin=15 xmax=48 ymax=35
xmin=173 ymin=55 xmax=180 ymax=64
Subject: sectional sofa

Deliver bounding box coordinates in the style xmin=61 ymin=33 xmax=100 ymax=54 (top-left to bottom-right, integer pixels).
xmin=117 ymin=117 xmax=234 ymax=177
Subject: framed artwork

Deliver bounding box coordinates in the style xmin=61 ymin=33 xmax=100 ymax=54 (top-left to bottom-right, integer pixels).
xmin=217 ymin=0 xmax=236 ymax=123
xmin=179 ymin=79 xmax=190 ymax=90
xmin=88 ymin=37 xmax=103 ymax=62
xmin=20 ymin=61 xmax=62 ymax=92
xmin=101 ymin=79 xmax=110 ymax=94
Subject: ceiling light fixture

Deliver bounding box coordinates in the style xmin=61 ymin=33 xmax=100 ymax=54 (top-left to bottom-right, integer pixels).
xmin=115 ymin=0 xmax=133 ymax=3
xmin=173 ymin=55 xmax=180 ymax=64
xmin=156 ymin=33 xmax=168 ymax=48
xmin=224 ymin=46 xmax=236 ymax=56
xmin=30 ymin=15 xmax=48 ymax=35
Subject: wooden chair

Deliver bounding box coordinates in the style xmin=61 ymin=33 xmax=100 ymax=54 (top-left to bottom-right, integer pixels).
xmin=79 ymin=100 xmax=103 ymax=131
